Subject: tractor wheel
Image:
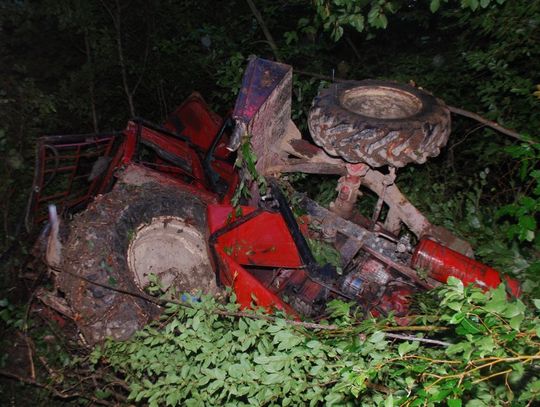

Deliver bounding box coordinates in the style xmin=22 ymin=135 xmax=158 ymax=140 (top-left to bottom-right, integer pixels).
xmin=308 ymin=80 xmax=451 ymax=168
xmin=58 ymin=181 xmax=219 ymax=345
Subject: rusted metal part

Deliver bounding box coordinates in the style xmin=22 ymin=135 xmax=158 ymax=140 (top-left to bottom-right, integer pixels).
xmin=383 ymin=207 xmax=402 ymax=235
xmin=279 ymin=137 xmax=474 ymax=256
xmin=308 ymin=80 xmax=451 ymax=168
xmin=337 ymin=237 xmax=363 ymax=268
xmin=363 ymin=246 xmax=438 ymax=290
xmin=26 ymin=132 xmax=122 ymax=229
xmin=329 ymin=163 xmax=368 ymax=220
xmin=296 ymin=193 xmax=403 ymax=263
xmin=265 ymin=159 xmax=345 ymax=175
xmin=370 ymin=167 xmax=396 ymax=230
xmin=244 ymin=80 xmax=473 ymax=256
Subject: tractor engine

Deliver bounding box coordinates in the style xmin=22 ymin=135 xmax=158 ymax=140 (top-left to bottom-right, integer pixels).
xmin=339 ymin=255 xmax=414 ymax=316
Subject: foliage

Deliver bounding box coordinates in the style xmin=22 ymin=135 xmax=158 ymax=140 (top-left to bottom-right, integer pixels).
xmin=308 ymin=237 xmax=343 ymax=274
xmin=0 ymin=298 xmax=25 ymax=332
xmin=311 ymin=0 xmax=508 ymax=40
xmin=497 ymin=142 xmax=540 ymax=244
xmin=232 ymin=136 xmax=267 ymax=206
xmin=93 ymin=279 xmax=539 ymax=406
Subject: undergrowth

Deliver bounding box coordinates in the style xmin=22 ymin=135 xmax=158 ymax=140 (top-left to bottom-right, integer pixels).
xmin=91 ymin=280 xmax=540 ymax=406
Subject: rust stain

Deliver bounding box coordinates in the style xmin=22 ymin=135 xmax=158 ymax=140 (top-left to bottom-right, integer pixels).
xmin=289 ymin=139 xmax=320 ymax=158
xmin=261 ymin=69 xmax=273 ymax=87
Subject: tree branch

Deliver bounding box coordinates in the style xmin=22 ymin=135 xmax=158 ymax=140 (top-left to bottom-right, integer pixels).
xmin=0 ymin=369 xmax=114 ymax=406
xmin=46 ymin=263 xmax=340 ymax=330
xmin=447 ymin=105 xmax=531 ymax=144
xmin=84 ymin=29 xmax=99 ymax=133
xmin=384 ymin=332 xmax=451 ymax=347
xmin=245 ymin=0 xmax=282 ymax=62
xmin=100 ymin=0 xmax=136 ymax=117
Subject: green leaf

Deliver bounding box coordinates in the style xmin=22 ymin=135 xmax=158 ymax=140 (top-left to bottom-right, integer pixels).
xmin=262 ymin=373 xmax=284 ymax=385
xmin=519 ymin=215 xmax=536 ymax=231
xmin=398 ymin=341 xmax=419 ymax=357
xmin=448 ymin=399 xmax=462 ymax=407
xmin=509 ymin=314 xmax=524 ymax=331
xmin=273 ymin=330 xmax=303 ymax=350
xmin=430 ymin=0 xmax=441 ymax=13
xmin=369 ymin=331 xmax=386 ymax=343
xmin=165 ymin=391 xmax=179 ymax=406
xmin=501 ymin=301 xmax=525 ymax=318
xmin=449 ymin=312 xmax=465 ymax=324
xmin=447 ymin=277 xmax=464 ymax=294
xmin=95 ymin=389 xmax=111 ymax=399
xmin=458 ymin=318 xmax=483 ymax=334
xmin=324 ymin=392 xmax=344 ymax=405
xmin=484 ymin=285 xmax=507 ymax=313
xmin=192 ymin=314 xmax=200 ymax=331
xmin=447 ymin=302 xmax=462 ymax=312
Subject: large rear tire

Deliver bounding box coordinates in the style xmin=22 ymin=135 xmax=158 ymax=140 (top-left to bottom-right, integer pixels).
xmin=308 ymin=80 xmax=451 ymax=168
xmin=58 ymin=180 xmax=219 ymax=344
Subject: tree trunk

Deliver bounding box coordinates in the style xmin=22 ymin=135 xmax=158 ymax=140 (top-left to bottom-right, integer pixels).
xmin=84 ymin=30 xmax=99 ymax=133
xmin=113 ymin=0 xmax=136 ymax=117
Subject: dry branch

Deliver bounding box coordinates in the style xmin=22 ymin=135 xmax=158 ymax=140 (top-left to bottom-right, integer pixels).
xmin=0 ymin=369 xmax=114 ymax=406
xmin=245 ymin=0 xmax=282 ymax=62
xmin=447 ymin=105 xmax=529 ymax=143
xmin=46 ymin=264 xmax=447 ymax=339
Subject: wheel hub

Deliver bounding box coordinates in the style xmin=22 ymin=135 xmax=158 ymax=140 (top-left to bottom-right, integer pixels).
xmin=127 ymin=216 xmax=212 ymax=293
xmin=340 ymin=86 xmax=422 ymax=119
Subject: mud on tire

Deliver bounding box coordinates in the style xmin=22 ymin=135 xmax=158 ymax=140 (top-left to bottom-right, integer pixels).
xmin=308 ymin=80 xmax=451 ymax=168
xmin=58 ymin=181 xmax=219 ymax=345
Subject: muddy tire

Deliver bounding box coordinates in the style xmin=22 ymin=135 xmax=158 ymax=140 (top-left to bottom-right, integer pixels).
xmin=58 ymin=181 xmax=219 ymax=345
xmin=308 ymin=80 xmax=451 ymax=168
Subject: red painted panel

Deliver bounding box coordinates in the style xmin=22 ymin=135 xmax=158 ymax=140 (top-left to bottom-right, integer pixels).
xmin=213 ymin=245 xmax=296 ymax=314
xmin=208 ymin=205 xmax=303 ymax=268
xmin=164 ymin=92 xmax=231 ymax=159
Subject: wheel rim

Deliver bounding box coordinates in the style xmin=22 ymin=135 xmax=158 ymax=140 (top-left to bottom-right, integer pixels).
xmin=340 ymin=86 xmax=422 ymax=119
xmin=127 ymin=216 xmax=212 ymax=293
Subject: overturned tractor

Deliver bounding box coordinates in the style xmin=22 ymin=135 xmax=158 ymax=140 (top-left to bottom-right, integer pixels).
xmin=28 ymin=58 xmax=520 ymax=344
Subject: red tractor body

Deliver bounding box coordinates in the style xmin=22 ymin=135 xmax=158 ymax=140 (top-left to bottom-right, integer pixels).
xmin=28 ymin=58 xmax=520 ymax=342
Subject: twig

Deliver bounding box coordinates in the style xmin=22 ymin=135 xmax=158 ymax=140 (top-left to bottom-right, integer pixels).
xmin=16 ymin=330 xmax=36 ymax=380
xmin=131 ymin=29 xmax=151 ymax=97
xmin=472 ymin=368 xmax=512 ymax=384
xmin=0 ymin=369 xmax=114 ymax=406
xmin=384 ymin=332 xmax=451 ymax=347
xmin=381 ymin=325 xmax=449 ymax=332
xmin=38 ymin=356 xmax=61 ymax=383
xmin=48 ymin=264 xmax=340 ymax=330
xmin=84 ymin=29 xmax=99 ymax=133
xmin=48 ymin=267 xmax=456 ymax=346
xmin=245 ymin=0 xmax=282 ymax=61
xmin=345 ymin=35 xmax=362 ymax=61
xmin=447 ymin=105 xmax=530 ymax=144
